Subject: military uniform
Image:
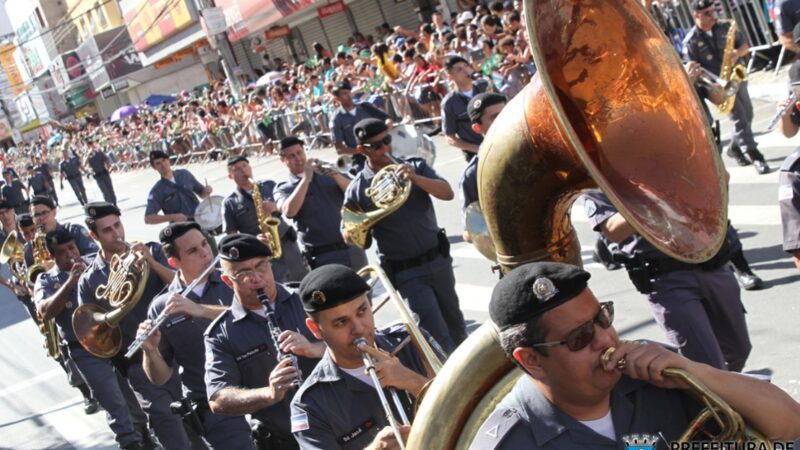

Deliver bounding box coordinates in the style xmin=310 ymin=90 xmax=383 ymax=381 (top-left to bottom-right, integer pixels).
xmin=36 ymin=162 xmax=58 ymax=205
xmin=204 ymin=283 xmax=320 ymax=445
xmin=330 ymin=103 xmax=390 ymax=150
xmin=88 ymin=151 xmax=117 ymax=205
xmin=149 ymin=271 xmax=253 ymax=450
xmin=274 ymin=173 xmax=367 ymax=270
xmin=780 ymin=149 xmax=800 ymax=256
xmin=78 ymin=242 xmax=191 ymax=449
xmin=290 ymin=326 xmax=431 ymax=450
xmin=28 ymin=171 xmax=50 ymax=197
xmin=60 ymin=156 xmax=87 ymax=205
xmin=459 ymin=154 xmax=479 ymax=212
xmin=441 ymin=79 xmax=489 ymax=161
xmin=24 ymin=222 xmax=98 ymax=267
xmin=145 ymin=169 xmax=205 ymax=220
xmin=470 ymin=375 xmax=699 ymax=449
xmin=583 ymin=191 xmax=751 ymax=371
xmin=223 ymin=180 xmax=308 ymax=282
xmin=344 ymin=155 xmax=466 ymax=352
xmin=2 ymin=178 xmax=28 ymax=214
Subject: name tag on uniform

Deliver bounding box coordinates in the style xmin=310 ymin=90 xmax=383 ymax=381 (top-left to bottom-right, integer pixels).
xmin=337 ymin=418 xmax=376 ymax=444
xmin=234 ymin=343 xmax=270 ymax=362
xmin=165 ymin=315 xmax=190 ymax=329
xmin=779 ymin=184 xmax=794 ymax=201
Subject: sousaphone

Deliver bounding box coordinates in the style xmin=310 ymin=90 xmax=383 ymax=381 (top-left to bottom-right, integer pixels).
xmin=407 ymin=0 xmax=728 ymax=448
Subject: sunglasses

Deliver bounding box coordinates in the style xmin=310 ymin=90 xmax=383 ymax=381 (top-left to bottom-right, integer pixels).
xmin=363 ymin=134 xmax=392 ymax=150
xmin=531 ymin=302 xmax=614 ymax=352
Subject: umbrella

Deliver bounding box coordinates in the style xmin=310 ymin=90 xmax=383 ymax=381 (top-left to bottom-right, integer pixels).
xmin=145 ymin=94 xmax=177 ymax=107
xmin=256 ymin=71 xmax=282 ymax=87
xmin=46 ymin=134 xmax=63 ymax=148
xmin=110 ymin=105 xmax=138 ymax=122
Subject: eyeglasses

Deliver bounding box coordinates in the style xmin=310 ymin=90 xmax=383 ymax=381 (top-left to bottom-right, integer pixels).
xmin=531 ymin=302 xmax=614 ymax=352
xmin=33 ymin=210 xmax=52 ymax=219
xmin=228 ymin=259 xmax=271 ymax=283
xmin=363 ymin=134 xmax=392 ymax=150
xmin=700 ymin=9 xmax=715 ymax=17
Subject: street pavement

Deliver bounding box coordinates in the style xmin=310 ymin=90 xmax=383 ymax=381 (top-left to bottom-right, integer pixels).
xmin=1 ymin=69 xmax=799 ymax=449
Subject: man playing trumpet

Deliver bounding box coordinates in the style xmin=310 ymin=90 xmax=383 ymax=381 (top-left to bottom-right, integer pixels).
xmin=471 ymin=262 xmax=800 ymax=449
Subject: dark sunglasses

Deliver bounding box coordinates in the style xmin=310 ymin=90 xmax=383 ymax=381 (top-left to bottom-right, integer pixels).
xmin=363 ymin=134 xmax=392 ymax=150
xmin=531 ymin=302 xmax=614 ymax=352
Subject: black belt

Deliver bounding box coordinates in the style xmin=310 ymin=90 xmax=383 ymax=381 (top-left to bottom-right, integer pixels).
xmin=383 ymin=245 xmax=441 ymax=273
xmin=94 ymin=171 xmax=108 ymax=177
xmin=67 ymin=175 xmax=81 ymax=180
xmin=305 ymin=241 xmax=349 ymax=257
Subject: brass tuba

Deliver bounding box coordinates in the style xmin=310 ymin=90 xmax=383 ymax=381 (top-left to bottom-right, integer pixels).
xmin=407 ymin=0 xmax=729 ymax=448
xmin=252 ymin=178 xmax=282 ymax=259
xmin=72 ymin=244 xmax=150 ymax=358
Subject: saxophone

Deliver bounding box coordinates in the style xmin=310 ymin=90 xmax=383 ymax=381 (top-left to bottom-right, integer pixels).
xmin=29 ymin=226 xmax=60 ymax=360
xmin=251 ymin=178 xmax=283 ymax=259
xmin=717 ymin=20 xmax=748 ymax=114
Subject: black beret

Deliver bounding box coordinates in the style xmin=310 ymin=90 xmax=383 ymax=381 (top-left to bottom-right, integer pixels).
xmin=149 ymin=150 xmax=170 ymax=163
xmin=354 ymin=118 xmax=388 ymax=144
xmin=467 ymin=92 xmax=507 ymax=124
xmin=444 ymin=55 xmax=469 ymax=71
xmin=332 ymin=81 xmax=352 ymax=95
xmin=159 ymin=221 xmax=201 ymax=246
xmin=489 ymin=262 xmax=591 ymax=330
xmin=45 ymin=228 xmax=75 ymax=254
xmin=279 ymin=136 xmax=304 ymax=152
xmin=299 ymin=264 xmax=371 ymax=313
xmin=84 ymin=201 xmax=121 ymax=220
xmin=227 ymin=155 xmax=248 ymax=167
xmin=692 ymin=0 xmax=714 ymax=10
xmin=31 ymin=195 xmax=56 ymax=209
xmin=16 ymin=213 xmax=33 ymax=227
xmin=0 ymin=199 xmax=11 ymax=210
xmin=218 ymin=233 xmax=271 ymax=261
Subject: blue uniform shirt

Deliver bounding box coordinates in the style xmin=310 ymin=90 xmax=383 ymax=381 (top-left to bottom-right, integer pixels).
xmin=33 ymin=257 xmax=93 ymax=344
xmin=274 ymin=173 xmax=347 ymax=249
xmin=24 ymin=222 xmax=98 ymax=267
xmin=149 ymin=270 xmax=233 ymax=399
xmin=60 ymin=157 xmax=82 ymax=178
xmin=1 ymin=179 xmax=26 ymax=206
xmin=77 ymin=242 xmax=171 ymax=347
xmin=88 ymin=151 xmax=110 ymax=175
xmin=343 ymin=156 xmax=442 ymax=260
xmin=330 ymin=103 xmax=390 ymax=149
xmin=204 ymin=284 xmax=320 ymax=438
xmin=223 ymin=180 xmax=280 ymax=236
xmin=28 ymin=172 xmax=48 ymax=194
xmin=776 ymin=0 xmax=800 ymax=34
xmin=146 ymin=169 xmax=204 ymax=218
xmin=441 ymin=79 xmax=489 ymax=147
xmin=683 ymin=21 xmax=745 ymax=75
xmin=459 ymin=154 xmax=479 ymax=211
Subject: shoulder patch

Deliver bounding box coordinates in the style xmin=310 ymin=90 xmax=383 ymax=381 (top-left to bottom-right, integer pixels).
xmin=779 ymin=184 xmax=794 ymax=201
xmin=291 ymin=412 xmax=310 ymax=433
xmin=585 ymin=199 xmax=597 ymax=217
xmin=469 ymin=407 xmax=523 ymax=450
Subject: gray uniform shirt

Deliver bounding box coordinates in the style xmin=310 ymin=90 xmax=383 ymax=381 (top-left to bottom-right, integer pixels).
xmin=60 ymin=157 xmax=82 ymax=178
xmin=24 ymin=223 xmax=98 ymax=267
xmin=330 ymin=103 xmax=390 ymax=149
xmin=441 ymin=79 xmax=489 ymax=147
xmin=149 ymin=270 xmax=232 ymax=399
xmin=682 ymin=22 xmax=745 ymax=76
xmin=204 ymin=284 xmax=320 ymax=439
xmin=33 ymin=259 xmax=93 ymax=343
xmin=88 ymin=151 xmax=110 ymax=175
xmin=145 ymin=169 xmax=204 ymax=218
xmin=779 ymin=150 xmax=800 ymax=252
xmin=469 ymin=375 xmax=698 ymax=450
xmin=1 ymin=179 xmax=26 ymax=206
xmin=274 ymin=173 xmax=347 ymax=249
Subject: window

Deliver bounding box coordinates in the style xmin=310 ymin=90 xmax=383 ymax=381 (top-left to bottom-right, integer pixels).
xmin=95 ymin=2 xmax=108 ymax=28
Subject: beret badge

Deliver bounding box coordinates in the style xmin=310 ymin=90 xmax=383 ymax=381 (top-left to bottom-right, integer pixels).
xmin=356 ymin=129 xmax=366 ymax=138
xmin=473 ymin=99 xmax=482 ymax=109
xmin=311 ymin=290 xmax=326 ymax=305
xmin=229 ymin=247 xmax=239 ymax=259
xmin=89 ymin=208 xmax=96 ymax=217
xmin=532 ymin=277 xmax=559 ymax=302
xmin=164 ymin=227 xmax=172 ymax=237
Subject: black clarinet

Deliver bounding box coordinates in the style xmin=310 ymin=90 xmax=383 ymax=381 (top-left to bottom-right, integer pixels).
xmin=257 ymin=289 xmax=302 ymax=386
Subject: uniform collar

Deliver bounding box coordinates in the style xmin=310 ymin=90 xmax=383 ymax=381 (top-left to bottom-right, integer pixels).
xmin=304 ymin=333 xmax=395 ymax=389
xmin=230 ymin=283 xmax=293 ymax=322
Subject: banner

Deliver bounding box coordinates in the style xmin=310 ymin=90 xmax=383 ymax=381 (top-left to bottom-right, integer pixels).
xmin=0 ymin=44 xmax=27 ymax=96
xmin=318 ymin=0 xmax=345 ymax=18
xmin=215 ymin=0 xmax=318 ymax=41
xmin=120 ymin=0 xmax=195 ymax=52
xmin=265 ymin=25 xmax=291 ymax=40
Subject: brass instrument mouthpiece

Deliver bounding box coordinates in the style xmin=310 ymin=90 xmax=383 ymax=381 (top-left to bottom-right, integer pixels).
xmin=353 ymin=337 xmax=369 ymax=349
xmin=601 ymin=347 xmax=627 ymax=370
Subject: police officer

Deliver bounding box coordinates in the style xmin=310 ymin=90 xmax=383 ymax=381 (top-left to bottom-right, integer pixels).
xmin=442 ymin=55 xmax=490 ymax=162
xmin=60 ymin=147 xmax=88 ymax=205
xmin=779 ymin=148 xmax=800 ymax=273
xmin=136 ymin=221 xmax=253 ymax=450
xmin=469 ymin=262 xmax=800 ymax=449
xmin=144 ymin=150 xmax=213 ymax=225
xmin=775 ymin=0 xmax=800 ymax=51
xmin=25 ymin=195 xmax=97 ymax=267
xmin=78 ymin=202 xmax=192 ymax=449
xmin=204 ymin=234 xmax=324 ymax=450
xmin=343 ymin=118 xmax=466 ymax=352
xmin=583 ymin=191 xmax=751 ymax=371
xmin=87 ymin=144 xmax=117 ymax=205
xmin=274 ymin=137 xmax=368 ymax=270
xmin=26 ymin=164 xmax=52 ymax=203
xmin=35 ymin=229 xmax=152 ymax=449
xmin=683 ymin=0 xmax=770 ymax=174
xmin=35 ymin=156 xmax=59 ymax=207
xmin=223 ymin=155 xmax=307 ymax=283
xmin=329 ymin=81 xmax=392 ymax=157
xmin=291 ymin=264 xmax=438 ymax=450
xmin=2 ymin=168 xmax=29 ymax=214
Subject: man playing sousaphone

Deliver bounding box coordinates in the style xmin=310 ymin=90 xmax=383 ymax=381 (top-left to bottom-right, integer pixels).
xmin=471 ymin=262 xmax=800 ymax=449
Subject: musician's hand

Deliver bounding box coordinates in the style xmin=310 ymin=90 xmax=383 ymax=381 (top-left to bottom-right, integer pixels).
xmin=130 ymin=242 xmax=153 ymax=262
xmin=266 ymin=357 xmax=300 ymax=404
xmin=278 ymin=330 xmax=323 ymax=358
xmin=261 ymin=199 xmax=278 ymax=215
xmin=136 ymin=319 xmax=160 ymax=353
xmin=603 ymin=340 xmax=692 ymax=390
xmin=172 ymin=213 xmax=190 ymax=222
xmin=304 ymin=159 xmax=317 ymax=178
xmin=368 ymin=425 xmax=410 ymax=450
xmin=202 ymin=184 xmax=213 ymax=196
xmin=357 ymin=342 xmax=416 ymax=391
xmin=12 ymin=283 xmax=28 ymax=297
xmin=164 ymin=292 xmax=201 ymax=318
xmin=394 ymin=164 xmax=417 ymax=184
xmin=67 ymin=261 xmax=86 ymax=285
xmin=684 ymin=61 xmax=702 ymax=84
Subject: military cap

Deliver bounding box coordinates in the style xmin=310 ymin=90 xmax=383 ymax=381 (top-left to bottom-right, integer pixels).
xmin=0 ymin=199 xmax=11 ymax=210
xmin=16 ymin=213 xmax=33 ymax=227
xmin=279 ymin=136 xmax=304 ymax=152
xmin=84 ymin=201 xmax=121 ymax=220
xmin=444 ymin=55 xmax=469 ymax=71
xmin=489 ymin=262 xmax=591 ymax=330
xmin=226 ymin=155 xmax=248 ymax=167
xmin=45 ymin=228 xmax=75 ymax=254
xmin=692 ymin=0 xmax=714 ymax=10
xmin=218 ymin=233 xmax=271 ymax=261
xmin=31 ymin=195 xmax=56 ymax=209
xmin=159 ymin=221 xmax=201 ymax=245
xmin=354 ymin=118 xmax=388 ymax=145
xmin=299 ymin=264 xmax=371 ymax=313
xmin=332 ymin=81 xmax=352 ymax=95
xmin=467 ymin=92 xmax=507 ymax=124
xmin=149 ymin=149 xmax=170 ymax=163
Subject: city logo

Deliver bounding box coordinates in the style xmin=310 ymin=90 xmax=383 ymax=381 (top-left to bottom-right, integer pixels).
xmin=623 ymin=434 xmax=659 ymax=450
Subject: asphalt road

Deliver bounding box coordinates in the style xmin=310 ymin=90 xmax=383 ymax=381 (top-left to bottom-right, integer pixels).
xmin=1 ymin=70 xmax=799 ymax=449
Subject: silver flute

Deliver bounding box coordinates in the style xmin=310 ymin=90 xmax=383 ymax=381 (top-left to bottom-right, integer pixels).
xmin=124 ymin=254 xmax=222 ymax=359
xmin=353 ymin=337 xmax=409 ymax=450
xmin=766 ymin=92 xmax=798 ymax=132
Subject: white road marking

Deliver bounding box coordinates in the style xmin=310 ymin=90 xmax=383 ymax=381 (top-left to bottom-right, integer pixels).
xmin=0 ymin=369 xmax=62 ymax=400
xmin=569 ymin=204 xmax=780 ymax=226
xmin=43 ymin=396 xmax=116 ymax=449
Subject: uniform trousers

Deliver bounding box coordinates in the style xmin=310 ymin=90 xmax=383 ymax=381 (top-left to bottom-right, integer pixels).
xmin=307 ymin=245 xmax=368 ymax=271
xmin=202 ymin=410 xmax=255 ymax=450
xmin=730 ymin=82 xmax=758 ymax=153
xmin=390 ymin=255 xmax=466 ymax=353
xmin=68 ymin=176 xmax=88 ymax=205
xmin=647 ymin=267 xmax=751 ymax=372
xmin=271 ymin=235 xmax=308 ymax=283
xmin=95 ymin=173 xmax=117 ymax=205
xmin=126 ymin=363 xmax=192 ymax=449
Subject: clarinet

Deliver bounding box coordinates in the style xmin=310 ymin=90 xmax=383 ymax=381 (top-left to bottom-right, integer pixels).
xmin=257 ymin=288 xmax=303 ymax=386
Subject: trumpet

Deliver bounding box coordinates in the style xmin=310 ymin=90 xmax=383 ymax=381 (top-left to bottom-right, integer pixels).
xmin=124 ymin=254 xmax=222 ymax=359
xmin=314 ymin=155 xmax=353 ymax=176
xmin=257 ymin=288 xmax=302 ymax=387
